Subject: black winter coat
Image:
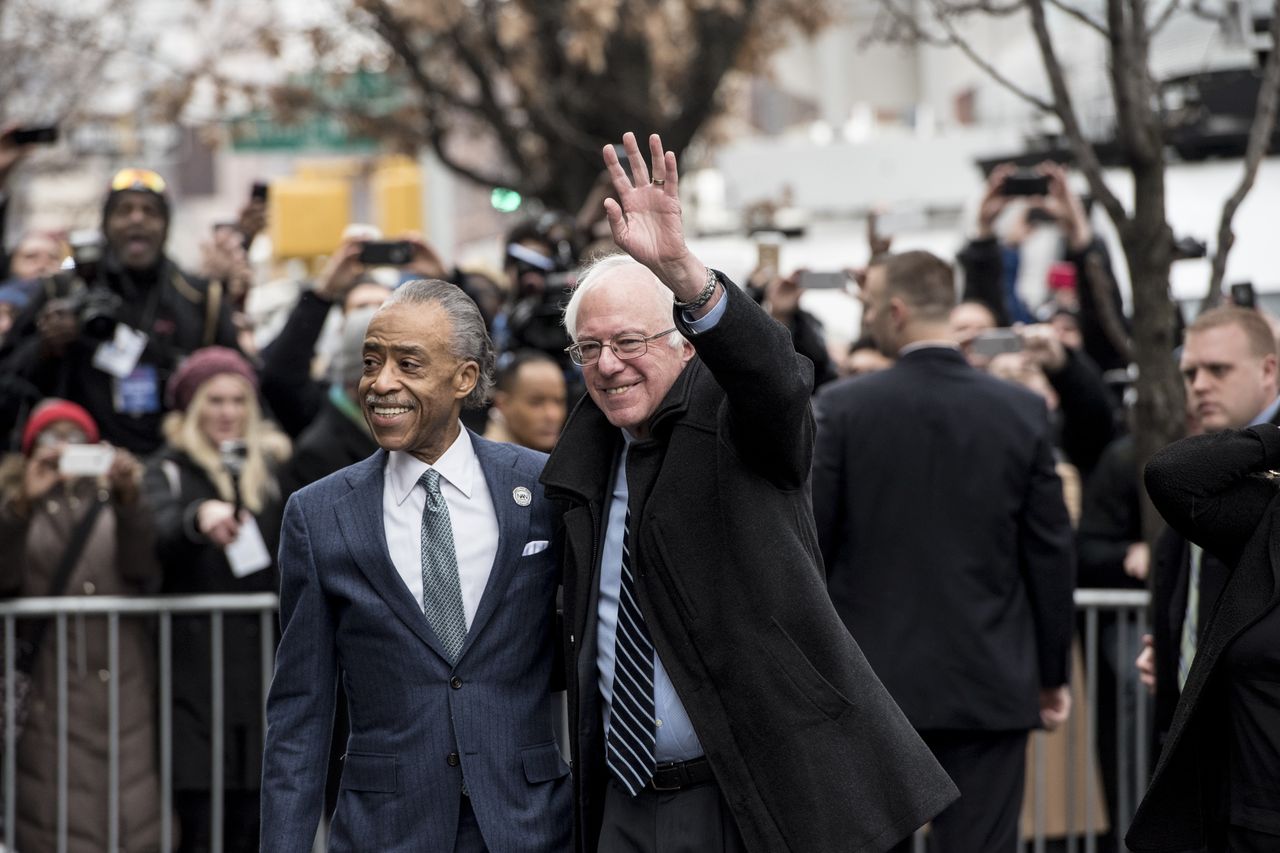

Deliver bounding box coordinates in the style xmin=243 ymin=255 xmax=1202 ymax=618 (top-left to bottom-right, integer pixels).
xmin=142 ymin=448 xmax=282 ymax=791
xmin=541 ymin=280 xmax=957 ymax=853
xmin=1129 ymin=425 xmax=1280 ymax=851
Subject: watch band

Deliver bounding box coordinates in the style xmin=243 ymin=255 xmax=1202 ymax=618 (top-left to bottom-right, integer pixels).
xmin=673 ymin=267 xmax=718 ymax=311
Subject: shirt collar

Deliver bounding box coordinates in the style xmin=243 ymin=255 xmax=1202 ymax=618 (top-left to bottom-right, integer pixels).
xmin=386 ymin=424 xmax=477 ymax=505
xmin=1251 ymin=394 xmax=1280 ymax=427
xmin=898 ymin=340 xmax=960 ymax=356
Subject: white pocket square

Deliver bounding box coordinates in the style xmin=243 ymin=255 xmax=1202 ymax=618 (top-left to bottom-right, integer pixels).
xmin=522 ymin=540 xmax=550 ymax=557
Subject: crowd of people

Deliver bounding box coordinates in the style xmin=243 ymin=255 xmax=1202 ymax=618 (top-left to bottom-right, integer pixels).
xmin=0 ymin=120 xmax=1272 ymax=853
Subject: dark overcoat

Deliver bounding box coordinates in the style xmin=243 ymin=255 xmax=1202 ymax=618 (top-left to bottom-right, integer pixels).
xmin=540 ymin=279 xmax=957 ymax=853
xmin=142 ymin=448 xmax=282 ymax=791
xmin=1128 ymin=424 xmax=1280 ymax=851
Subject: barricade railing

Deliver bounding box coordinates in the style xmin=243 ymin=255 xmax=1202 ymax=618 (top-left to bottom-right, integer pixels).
xmin=1 ymin=589 xmax=1151 ymax=853
xmin=910 ymin=587 xmax=1153 ymax=853
xmin=0 ymin=593 xmax=277 ymax=853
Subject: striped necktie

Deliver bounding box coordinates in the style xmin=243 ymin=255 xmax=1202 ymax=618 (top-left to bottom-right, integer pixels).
xmin=1177 ymin=543 xmax=1203 ymax=692
xmin=419 ymin=469 xmax=468 ymax=664
xmin=606 ymin=509 xmax=657 ymax=795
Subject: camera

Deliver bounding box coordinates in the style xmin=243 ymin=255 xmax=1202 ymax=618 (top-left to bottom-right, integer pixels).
xmin=508 ymin=272 xmax=575 ymax=355
xmin=999 ymin=172 xmax=1050 ymax=197
xmin=970 ymin=328 xmax=1024 ymax=357
xmin=359 ymin=240 xmax=414 ymax=266
xmin=68 ymin=285 xmax=123 ymax=341
xmin=1172 ymin=235 xmax=1208 ymax=260
xmin=1230 ymin=281 xmax=1256 ymax=309
xmin=63 ymin=230 xmax=121 ymax=340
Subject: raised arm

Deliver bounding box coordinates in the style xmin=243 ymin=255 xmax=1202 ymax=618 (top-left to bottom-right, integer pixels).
xmin=1144 ymin=425 xmax=1280 ymax=567
xmin=601 ymin=132 xmax=813 ymax=486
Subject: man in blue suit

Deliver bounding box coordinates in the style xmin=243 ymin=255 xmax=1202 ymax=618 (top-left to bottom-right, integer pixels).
xmin=261 ymin=280 xmax=570 ymax=852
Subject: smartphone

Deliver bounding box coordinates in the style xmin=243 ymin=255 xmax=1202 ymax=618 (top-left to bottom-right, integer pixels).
xmin=59 ymin=444 xmax=115 ymax=478
xmin=359 ymin=240 xmax=414 ymax=266
xmin=1231 ymin=282 xmax=1256 ymax=309
xmin=970 ymin=328 xmax=1024 ymax=357
xmin=756 ymin=242 xmax=780 ymax=273
xmin=999 ymin=172 xmax=1049 ymax=197
xmin=7 ymin=125 xmax=59 ymax=145
xmin=250 ymin=181 xmax=269 ymax=202
xmin=798 ymin=271 xmax=849 ymax=290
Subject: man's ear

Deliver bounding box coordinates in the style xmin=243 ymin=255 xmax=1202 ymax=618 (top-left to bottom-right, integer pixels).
xmin=454 ymin=361 xmax=480 ymax=401
xmin=888 ymin=296 xmax=911 ymax=327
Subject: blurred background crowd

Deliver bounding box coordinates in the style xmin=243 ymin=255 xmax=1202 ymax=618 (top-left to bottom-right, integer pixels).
xmin=5 ymin=0 xmax=1280 ymax=849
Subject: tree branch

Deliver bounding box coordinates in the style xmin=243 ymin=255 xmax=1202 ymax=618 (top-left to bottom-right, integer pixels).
xmin=1025 ymin=0 xmax=1129 ymax=226
xmin=1147 ymin=0 xmax=1182 ymax=36
xmin=1206 ymin=0 xmax=1280 ymax=300
xmin=923 ymin=0 xmax=1056 ymax=110
xmin=1045 ymin=0 xmax=1108 ymax=34
xmin=360 ymin=0 xmax=531 ymax=176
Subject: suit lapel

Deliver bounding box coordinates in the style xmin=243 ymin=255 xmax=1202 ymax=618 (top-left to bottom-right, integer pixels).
xmin=457 ymin=434 xmax=531 ymax=661
xmin=1165 ymin=504 xmax=1280 ymax=761
xmin=334 ymin=451 xmax=451 ymax=661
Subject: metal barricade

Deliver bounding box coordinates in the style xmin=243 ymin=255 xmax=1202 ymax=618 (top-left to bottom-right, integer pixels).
xmin=0 ymin=593 xmax=277 ymax=853
xmin=1 ymin=589 xmax=1153 ymax=853
xmin=906 ymin=588 xmax=1152 ymax=853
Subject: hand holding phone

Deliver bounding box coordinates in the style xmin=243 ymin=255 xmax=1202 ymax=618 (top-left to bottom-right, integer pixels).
xmin=969 ymin=328 xmax=1024 ymax=357
xmin=999 ymin=171 xmax=1049 ymax=197
xmin=1231 ymin=282 xmax=1256 ymax=310
xmin=58 ymin=444 xmax=116 ymax=478
xmin=359 ymin=240 xmax=414 ymax=266
xmin=797 ymin=271 xmax=850 ymax=290
xmin=5 ymin=125 xmax=59 ymax=146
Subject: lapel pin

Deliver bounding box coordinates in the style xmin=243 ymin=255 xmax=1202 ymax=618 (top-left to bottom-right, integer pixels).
xmin=512 ymin=486 xmax=532 ymax=506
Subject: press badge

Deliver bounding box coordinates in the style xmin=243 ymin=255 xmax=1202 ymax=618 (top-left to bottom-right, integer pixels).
xmin=112 ymin=364 xmax=161 ymax=415
xmin=92 ymin=324 xmax=148 ymax=379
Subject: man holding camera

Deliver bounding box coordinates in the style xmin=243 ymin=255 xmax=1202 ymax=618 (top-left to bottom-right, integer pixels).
xmin=813 ymin=250 xmax=1075 ymax=853
xmin=0 ymin=168 xmax=239 ymax=455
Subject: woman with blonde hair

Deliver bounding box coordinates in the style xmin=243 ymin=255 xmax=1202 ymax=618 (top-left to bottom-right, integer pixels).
xmin=142 ymin=346 xmax=289 ymax=853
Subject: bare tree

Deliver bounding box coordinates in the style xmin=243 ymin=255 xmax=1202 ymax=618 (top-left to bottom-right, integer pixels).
xmin=243 ymin=0 xmax=835 ymax=213
xmin=871 ymin=0 xmax=1280 ymax=536
xmin=0 ymin=0 xmax=140 ymax=125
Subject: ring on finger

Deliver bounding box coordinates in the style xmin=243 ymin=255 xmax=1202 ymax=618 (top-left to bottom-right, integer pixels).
xmin=652 ymin=178 xmax=666 ymax=186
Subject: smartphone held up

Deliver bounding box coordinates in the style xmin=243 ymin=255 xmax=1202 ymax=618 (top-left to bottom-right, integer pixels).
xmin=969 ymin=328 xmax=1024 ymax=358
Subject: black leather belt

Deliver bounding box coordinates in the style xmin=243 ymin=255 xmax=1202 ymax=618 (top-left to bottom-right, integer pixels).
xmin=646 ymin=756 xmax=714 ymax=792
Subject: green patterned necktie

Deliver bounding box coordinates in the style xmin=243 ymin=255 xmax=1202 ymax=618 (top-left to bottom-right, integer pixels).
xmin=419 ymin=469 xmax=467 ymax=664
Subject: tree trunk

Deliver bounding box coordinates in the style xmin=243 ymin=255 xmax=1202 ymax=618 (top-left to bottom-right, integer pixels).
xmin=1121 ymin=164 xmax=1183 ymax=540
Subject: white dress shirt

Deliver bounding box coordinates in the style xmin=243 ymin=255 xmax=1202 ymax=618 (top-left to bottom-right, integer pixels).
xmin=382 ymin=426 xmax=500 ymax=628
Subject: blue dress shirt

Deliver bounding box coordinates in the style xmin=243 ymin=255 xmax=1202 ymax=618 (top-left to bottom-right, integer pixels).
xmin=594 ymin=296 xmax=725 ymax=764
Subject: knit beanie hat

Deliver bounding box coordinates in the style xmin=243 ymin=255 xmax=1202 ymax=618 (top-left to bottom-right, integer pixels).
xmin=21 ymin=398 xmax=99 ymax=455
xmin=165 ymin=346 xmax=258 ymax=412
xmin=102 ymin=167 xmax=172 ymax=231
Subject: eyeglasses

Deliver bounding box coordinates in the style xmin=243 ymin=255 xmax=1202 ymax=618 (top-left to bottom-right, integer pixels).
xmin=565 ymin=328 xmax=676 ymax=366
xmin=109 ymin=168 xmax=167 ymax=194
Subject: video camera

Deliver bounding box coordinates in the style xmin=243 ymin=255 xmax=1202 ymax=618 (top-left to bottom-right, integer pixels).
xmin=65 ymin=230 xmax=122 ymax=341
xmin=503 ymin=214 xmax=582 ymax=360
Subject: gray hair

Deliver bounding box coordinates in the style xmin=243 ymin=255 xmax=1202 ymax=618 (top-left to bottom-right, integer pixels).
xmin=563 ymin=253 xmax=686 ymax=351
xmin=383 ymin=279 xmax=496 ymax=408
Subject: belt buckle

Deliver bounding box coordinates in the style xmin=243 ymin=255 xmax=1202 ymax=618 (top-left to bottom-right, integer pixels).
xmin=649 ymin=762 xmax=684 ymax=792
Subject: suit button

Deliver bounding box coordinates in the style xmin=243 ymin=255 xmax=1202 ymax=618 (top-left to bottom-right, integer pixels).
xmin=450 ymin=677 xmax=463 ymax=690
xmin=447 ymin=752 xmax=460 ymax=767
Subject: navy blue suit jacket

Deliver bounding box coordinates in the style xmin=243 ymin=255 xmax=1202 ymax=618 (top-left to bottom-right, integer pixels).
xmin=261 ymin=434 xmax=570 ymax=853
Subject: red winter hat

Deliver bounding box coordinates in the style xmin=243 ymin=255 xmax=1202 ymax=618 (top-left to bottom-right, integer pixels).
xmin=165 ymin=346 xmax=258 ymax=412
xmin=1047 ymin=261 xmax=1077 ymax=292
xmin=22 ymin=399 xmax=99 ymax=455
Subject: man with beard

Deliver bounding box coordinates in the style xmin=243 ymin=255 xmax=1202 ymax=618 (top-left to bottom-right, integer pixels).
xmin=0 ymin=168 xmax=239 ymax=453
